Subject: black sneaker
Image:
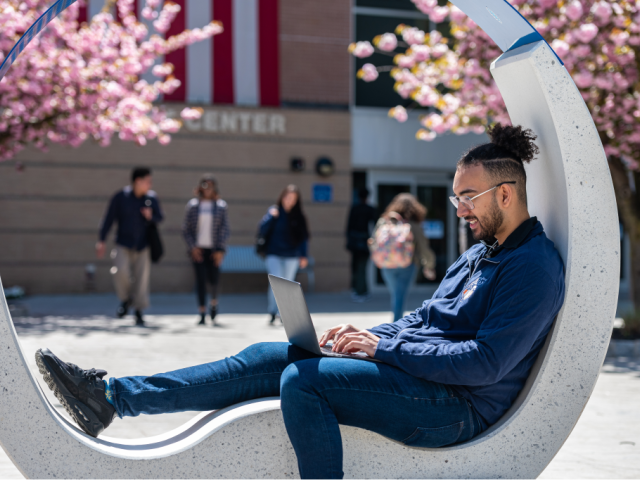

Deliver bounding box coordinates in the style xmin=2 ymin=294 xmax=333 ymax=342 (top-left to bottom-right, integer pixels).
xmin=197 ymin=313 xmax=206 ymax=326
xmin=210 ymin=305 xmax=218 ymax=325
xmin=134 ymin=310 xmax=145 ymax=326
xmin=35 ymin=348 xmax=116 ymax=437
xmin=116 ymin=300 xmax=130 ymax=318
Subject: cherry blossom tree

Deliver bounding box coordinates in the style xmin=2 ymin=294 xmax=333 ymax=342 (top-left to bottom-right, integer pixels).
xmin=351 ymin=0 xmax=640 ymax=308
xmin=0 ymin=0 xmax=222 ymax=159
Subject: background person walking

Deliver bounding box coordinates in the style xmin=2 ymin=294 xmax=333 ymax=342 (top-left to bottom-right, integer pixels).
xmin=370 ymin=193 xmax=436 ymax=322
xmin=258 ymin=185 xmax=309 ymax=324
xmin=182 ymin=174 xmax=229 ymax=326
xmin=346 ymin=188 xmax=377 ymax=302
xmin=97 ymin=167 xmax=163 ymax=326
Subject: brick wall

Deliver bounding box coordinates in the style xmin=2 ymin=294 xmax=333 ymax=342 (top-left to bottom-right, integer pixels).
xmin=279 ymin=0 xmax=351 ymax=106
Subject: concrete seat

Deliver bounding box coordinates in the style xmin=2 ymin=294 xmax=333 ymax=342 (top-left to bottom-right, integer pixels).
xmin=0 ymin=0 xmax=619 ymax=477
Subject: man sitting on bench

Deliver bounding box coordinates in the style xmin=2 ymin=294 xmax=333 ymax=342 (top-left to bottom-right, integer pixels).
xmin=36 ymin=124 xmax=565 ymax=479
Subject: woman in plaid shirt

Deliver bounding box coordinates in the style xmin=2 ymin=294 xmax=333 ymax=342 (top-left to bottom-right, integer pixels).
xmin=182 ymin=174 xmax=230 ymax=325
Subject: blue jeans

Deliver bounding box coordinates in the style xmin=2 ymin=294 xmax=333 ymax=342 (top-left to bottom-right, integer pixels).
xmin=265 ymin=255 xmax=299 ymax=314
xmin=381 ymin=263 xmax=416 ymax=322
xmin=109 ymin=342 xmax=481 ymax=479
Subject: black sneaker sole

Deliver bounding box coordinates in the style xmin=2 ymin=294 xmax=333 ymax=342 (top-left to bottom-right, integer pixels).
xmin=35 ymin=349 xmax=105 ymax=438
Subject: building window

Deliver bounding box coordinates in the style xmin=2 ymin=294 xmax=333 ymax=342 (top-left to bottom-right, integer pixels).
xmin=353 ymin=1 xmax=450 ymax=108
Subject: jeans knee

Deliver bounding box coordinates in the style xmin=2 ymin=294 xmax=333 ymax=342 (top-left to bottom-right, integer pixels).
xmin=280 ymin=363 xmax=301 ymax=397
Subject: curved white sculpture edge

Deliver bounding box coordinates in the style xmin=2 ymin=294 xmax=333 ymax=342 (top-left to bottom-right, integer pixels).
xmin=0 ymin=40 xmax=618 ymax=478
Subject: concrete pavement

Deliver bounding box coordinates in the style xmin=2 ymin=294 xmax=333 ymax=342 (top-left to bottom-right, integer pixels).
xmin=0 ymin=292 xmax=638 ymax=478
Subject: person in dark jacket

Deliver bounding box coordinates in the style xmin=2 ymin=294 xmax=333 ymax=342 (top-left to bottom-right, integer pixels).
xmin=182 ymin=174 xmax=230 ymax=326
xmin=258 ymin=184 xmax=309 ymax=324
xmin=37 ymin=124 xmax=565 ymax=479
xmin=97 ymin=167 xmax=163 ymax=326
xmin=346 ymin=188 xmax=377 ymax=301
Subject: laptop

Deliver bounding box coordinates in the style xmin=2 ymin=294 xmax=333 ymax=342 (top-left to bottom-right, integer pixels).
xmin=268 ymin=274 xmax=380 ymax=363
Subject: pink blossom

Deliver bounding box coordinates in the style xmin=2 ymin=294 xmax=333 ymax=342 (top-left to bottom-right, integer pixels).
xmin=180 ymin=107 xmax=203 ymax=120
xmin=413 ymin=86 xmax=439 ymax=107
xmin=395 ymin=54 xmax=415 ymax=68
xmin=430 ymin=6 xmax=450 ymax=23
xmin=449 ymin=5 xmax=466 ymax=23
xmin=152 ymin=63 xmax=173 ymax=77
xmin=574 ymin=44 xmax=592 ymax=57
xmin=411 ymin=0 xmax=437 ymax=15
xmin=410 ymin=45 xmax=431 ymax=62
xmin=416 ymin=129 xmax=437 ymax=141
xmin=549 ymin=16 xmax=567 ymax=29
xmin=551 ymin=39 xmax=570 ymax=58
xmin=611 ymin=30 xmax=630 ymax=47
xmin=565 ymin=0 xmax=584 ymax=21
xmin=395 ymin=82 xmax=415 ymax=99
xmin=351 ymin=0 xmax=640 ymax=171
xmin=349 ymin=41 xmax=374 ymax=58
xmin=0 ymin=0 xmax=222 ymax=158
xmin=388 ymin=106 xmax=408 ymax=123
xmin=431 ymin=44 xmax=449 ymax=58
xmin=574 ymin=24 xmax=599 ymax=43
xmin=573 ymin=70 xmax=594 ymax=88
xmin=594 ymin=74 xmax=614 ymax=90
xmin=401 ymin=27 xmax=425 ymax=45
xmin=358 ymin=63 xmax=379 ymax=82
xmin=373 ymin=33 xmax=397 ymax=52
xmin=591 ymin=1 xmax=613 ymax=22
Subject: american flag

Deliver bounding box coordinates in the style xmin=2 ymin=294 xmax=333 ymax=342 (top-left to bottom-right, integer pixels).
xmin=78 ymin=0 xmax=279 ymax=107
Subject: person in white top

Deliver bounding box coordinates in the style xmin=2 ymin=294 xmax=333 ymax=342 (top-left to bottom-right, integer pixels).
xmin=182 ymin=174 xmax=230 ymax=325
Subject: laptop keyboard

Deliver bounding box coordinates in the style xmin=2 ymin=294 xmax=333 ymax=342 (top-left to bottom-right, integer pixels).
xmin=320 ymin=345 xmax=369 ymax=359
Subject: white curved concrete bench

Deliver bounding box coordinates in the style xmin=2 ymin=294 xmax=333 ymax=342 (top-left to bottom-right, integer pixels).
xmin=0 ymin=1 xmax=619 ymax=478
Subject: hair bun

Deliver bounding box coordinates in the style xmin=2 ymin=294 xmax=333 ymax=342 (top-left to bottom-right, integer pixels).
xmin=488 ymin=123 xmax=539 ymax=164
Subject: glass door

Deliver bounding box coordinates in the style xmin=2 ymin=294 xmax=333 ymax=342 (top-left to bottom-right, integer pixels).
xmin=416 ymin=185 xmax=449 ymax=283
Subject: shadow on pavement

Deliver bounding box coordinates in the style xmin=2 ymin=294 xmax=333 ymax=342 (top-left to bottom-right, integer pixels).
xmin=12 ymin=316 xmax=163 ymax=337
xmin=14 ymin=290 xmax=438 ymax=317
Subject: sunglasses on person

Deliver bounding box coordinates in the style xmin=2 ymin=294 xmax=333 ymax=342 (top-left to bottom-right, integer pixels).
xmin=449 ymin=181 xmax=516 ymax=210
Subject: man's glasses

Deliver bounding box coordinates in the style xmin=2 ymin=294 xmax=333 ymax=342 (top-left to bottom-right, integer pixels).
xmin=449 ymin=181 xmax=516 ymax=210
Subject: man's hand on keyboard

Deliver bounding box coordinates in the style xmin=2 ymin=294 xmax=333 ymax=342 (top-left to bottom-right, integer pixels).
xmin=319 ymin=324 xmax=380 ymax=358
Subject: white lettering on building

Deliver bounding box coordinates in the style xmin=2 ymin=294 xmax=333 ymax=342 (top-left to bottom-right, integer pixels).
xmin=171 ymin=109 xmax=287 ymax=135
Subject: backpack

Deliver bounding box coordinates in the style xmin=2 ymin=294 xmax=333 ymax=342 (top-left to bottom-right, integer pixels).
xmin=368 ymin=213 xmax=414 ymax=269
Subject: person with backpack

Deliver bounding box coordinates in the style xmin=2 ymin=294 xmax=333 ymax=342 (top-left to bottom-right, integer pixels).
xmin=182 ymin=174 xmax=229 ymax=326
xmin=258 ymin=185 xmax=309 ymax=325
xmin=369 ymin=193 xmax=436 ymax=322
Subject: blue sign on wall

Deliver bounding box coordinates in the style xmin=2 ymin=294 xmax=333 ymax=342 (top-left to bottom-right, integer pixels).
xmin=312 ymin=184 xmax=333 ymax=203
xmin=422 ymin=220 xmax=445 ymax=239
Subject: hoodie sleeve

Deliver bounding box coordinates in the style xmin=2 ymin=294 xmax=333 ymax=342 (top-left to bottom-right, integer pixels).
xmin=99 ymin=192 xmax=119 ymax=241
xmin=182 ymin=201 xmax=197 ymax=250
xmin=151 ymin=196 xmax=164 ymax=223
xmin=215 ymin=201 xmax=230 ymax=252
xmin=259 ymin=208 xmax=277 ymax=236
xmin=373 ymin=258 xmax=563 ymax=386
xmin=367 ymin=305 xmax=426 ymax=339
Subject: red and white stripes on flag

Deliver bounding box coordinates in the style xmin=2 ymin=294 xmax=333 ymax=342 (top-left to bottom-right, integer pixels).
xmin=78 ymin=0 xmax=279 ymax=107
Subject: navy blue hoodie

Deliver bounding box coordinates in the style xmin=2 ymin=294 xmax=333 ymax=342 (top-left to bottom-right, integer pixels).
xmin=369 ymin=217 xmax=565 ymax=430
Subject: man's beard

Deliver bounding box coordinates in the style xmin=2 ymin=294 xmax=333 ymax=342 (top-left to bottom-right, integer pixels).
xmin=466 ymin=195 xmax=504 ymax=243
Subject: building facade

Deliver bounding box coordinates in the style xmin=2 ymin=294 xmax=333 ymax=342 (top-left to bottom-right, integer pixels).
xmin=1 ymin=0 xmax=577 ymax=295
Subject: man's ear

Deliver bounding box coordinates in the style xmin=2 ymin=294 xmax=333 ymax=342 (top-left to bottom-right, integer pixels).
xmin=499 ymin=184 xmax=514 ymax=208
